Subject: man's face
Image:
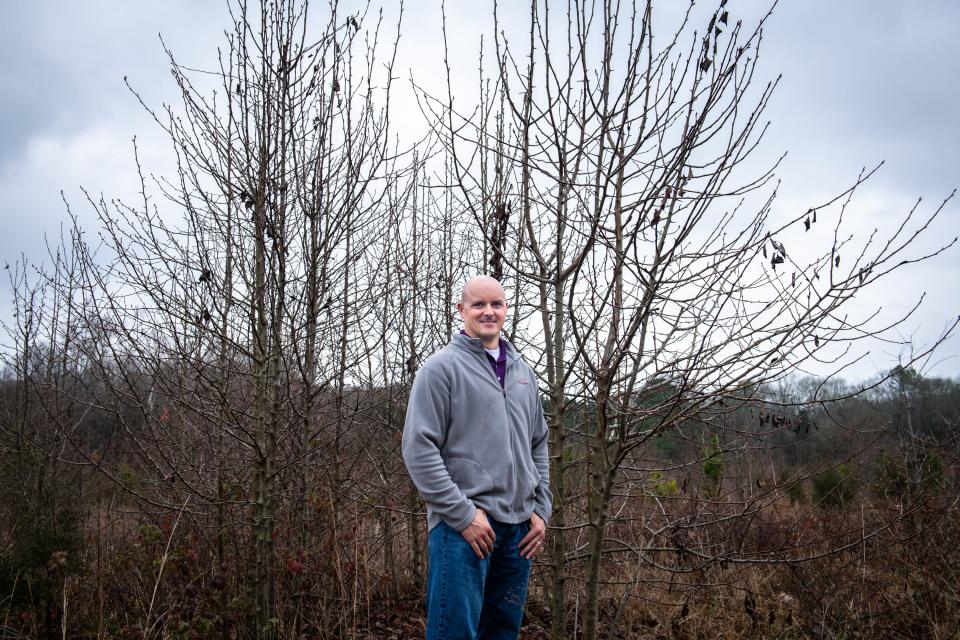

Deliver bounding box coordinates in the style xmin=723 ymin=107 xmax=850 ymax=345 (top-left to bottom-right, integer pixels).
xmin=458 ymin=278 xmax=508 ymax=348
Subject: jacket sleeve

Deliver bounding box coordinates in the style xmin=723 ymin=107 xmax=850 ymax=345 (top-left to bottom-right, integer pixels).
xmin=401 ymin=362 xmax=477 ymax=531
xmin=530 ymin=377 xmax=553 ymax=523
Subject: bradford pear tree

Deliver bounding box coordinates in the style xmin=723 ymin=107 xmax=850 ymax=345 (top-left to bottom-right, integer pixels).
xmin=51 ymin=0 xmax=411 ymax=635
xmin=423 ymin=0 xmax=956 ymax=637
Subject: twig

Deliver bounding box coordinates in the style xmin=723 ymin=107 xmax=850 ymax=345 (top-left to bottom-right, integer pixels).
xmin=144 ymin=495 xmax=191 ymax=639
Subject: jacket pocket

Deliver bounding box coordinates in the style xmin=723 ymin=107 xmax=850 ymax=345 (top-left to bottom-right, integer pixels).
xmin=520 ymin=465 xmax=539 ymax=501
xmin=445 ymin=457 xmax=495 ymax=498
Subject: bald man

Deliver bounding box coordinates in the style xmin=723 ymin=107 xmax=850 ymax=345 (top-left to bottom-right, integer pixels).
xmin=402 ymin=275 xmax=552 ymax=639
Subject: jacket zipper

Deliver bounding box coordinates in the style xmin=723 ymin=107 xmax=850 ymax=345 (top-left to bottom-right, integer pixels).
xmin=502 ymin=357 xmax=517 ymax=518
xmin=475 ymin=344 xmax=519 ymax=519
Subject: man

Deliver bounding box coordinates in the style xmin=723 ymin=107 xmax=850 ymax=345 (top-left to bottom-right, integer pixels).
xmin=402 ymin=275 xmax=552 ymax=639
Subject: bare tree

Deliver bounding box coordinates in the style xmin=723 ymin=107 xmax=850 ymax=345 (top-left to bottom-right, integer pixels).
xmin=28 ymin=1 xmax=411 ymax=636
xmin=423 ymin=1 xmax=957 ymax=637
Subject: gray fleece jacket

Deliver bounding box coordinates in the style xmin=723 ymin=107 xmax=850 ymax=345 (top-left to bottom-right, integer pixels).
xmin=402 ymin=333 xmax=552 ymax=532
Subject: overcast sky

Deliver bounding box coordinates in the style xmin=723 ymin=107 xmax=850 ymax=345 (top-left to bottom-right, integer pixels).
xmin=1 ymin=1 xmax=957 ymax=382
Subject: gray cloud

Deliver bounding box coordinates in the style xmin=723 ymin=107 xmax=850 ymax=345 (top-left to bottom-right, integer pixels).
xmin=760 ymin=0 xmax=960 ymax=193
xmin=0 ymin=5 xmax=74 ymax=165
xmin=1 ymin=0 xmax=957 ymax=379
xmin=0 ymin=2 xmax=226 ymax=166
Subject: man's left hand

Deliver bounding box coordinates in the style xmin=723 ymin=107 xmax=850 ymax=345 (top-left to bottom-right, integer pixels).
xmin=518 ymin=512 xmax=547 ymax=560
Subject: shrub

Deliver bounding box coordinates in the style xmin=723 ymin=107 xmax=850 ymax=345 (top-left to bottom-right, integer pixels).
xmin=875 ymin=446 xmax=947 ymax=500
xmin=812 ymin=464 xmax=856 ymax=507
xmin=702 ymin=435 xmax=723 ymax=498
xmin=647 ymin=471 xmax=681 ymax=498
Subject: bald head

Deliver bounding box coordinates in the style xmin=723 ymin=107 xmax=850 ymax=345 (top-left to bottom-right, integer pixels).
xmin=460 ymin=275 xmax=506 ymax=304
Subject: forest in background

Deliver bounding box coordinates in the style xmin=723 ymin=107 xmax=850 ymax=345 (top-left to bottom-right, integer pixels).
xmin=1 ymin=0 xmax=958 ymax=638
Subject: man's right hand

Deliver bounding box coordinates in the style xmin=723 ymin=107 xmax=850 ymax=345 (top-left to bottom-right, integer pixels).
xmin=461 ymin=508 xmax=496 ymax=558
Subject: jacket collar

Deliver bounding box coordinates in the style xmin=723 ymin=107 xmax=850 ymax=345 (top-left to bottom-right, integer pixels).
xmin=453 ymin=332 xmax=522 ymax=361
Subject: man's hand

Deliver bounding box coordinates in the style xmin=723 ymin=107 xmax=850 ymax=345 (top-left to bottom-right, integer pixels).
xmin=518 ymin=512 xmax=546 ymax=560
xmin=461 ymin=509 xmax=496 ymax=559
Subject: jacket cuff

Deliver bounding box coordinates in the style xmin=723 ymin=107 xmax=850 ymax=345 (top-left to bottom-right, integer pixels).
xmin=449 ymin=501 xmax=478 ymax=532
xmin=534 ymin=506 xmax=550 ymax=526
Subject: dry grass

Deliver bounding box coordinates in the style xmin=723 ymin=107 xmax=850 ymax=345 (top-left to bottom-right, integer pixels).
xmin=2 ymin=486 xmax=958 ymax=638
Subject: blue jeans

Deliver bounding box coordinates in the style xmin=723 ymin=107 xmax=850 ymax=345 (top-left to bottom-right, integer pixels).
xmin=426 ymin=518 xmax=532 ymax=640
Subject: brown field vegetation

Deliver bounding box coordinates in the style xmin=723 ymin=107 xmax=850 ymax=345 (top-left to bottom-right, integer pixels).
xmin=2 ymin=368 xmax=958 ymax=638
